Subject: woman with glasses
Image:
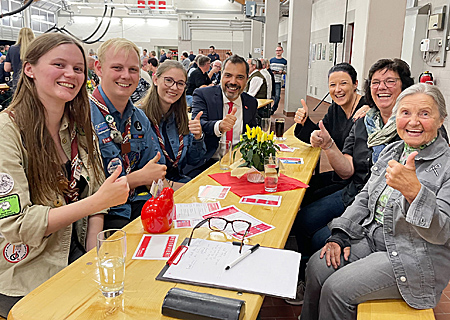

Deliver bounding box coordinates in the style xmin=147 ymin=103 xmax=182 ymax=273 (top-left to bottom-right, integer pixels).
xmin=289 ymin=59 xmax=418 ymax=305
xmin=141 ymin=60 xmax=206 ymax=184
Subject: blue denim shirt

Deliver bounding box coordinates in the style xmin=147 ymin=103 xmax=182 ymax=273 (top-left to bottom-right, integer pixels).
xmin=330 ymin=134 xmax=450 ymax=309
xmin=148 ymin=113 xmax=206 ymax=183
xmin=90 ymin=85 xmax=156 ymax=219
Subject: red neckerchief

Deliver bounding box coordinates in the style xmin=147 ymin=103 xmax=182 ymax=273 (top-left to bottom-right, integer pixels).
xmin=152 ymin=122 xmax=184 ymax=167
xmin=91 ymin=88 xmax=132 ymax=174
xmin=65 ymin=124 xmax=81 ymax=203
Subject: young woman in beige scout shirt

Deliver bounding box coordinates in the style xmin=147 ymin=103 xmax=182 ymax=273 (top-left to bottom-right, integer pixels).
xmin=0 ymin=33 xmax=130 ymax=317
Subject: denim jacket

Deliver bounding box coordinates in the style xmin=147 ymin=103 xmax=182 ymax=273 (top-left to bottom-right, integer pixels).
xmin=330 ymin=134 xmax=450 ymax=309
xmin=148 ymin=113 xmax=206 ymax=183
xmin=90 ymin=86 xmax=157 ymax=219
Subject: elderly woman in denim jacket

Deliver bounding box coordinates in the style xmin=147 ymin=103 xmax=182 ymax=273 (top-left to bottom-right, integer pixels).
xmin=140 ymin=60 xmax=206 ymax=186
xmin=300 ymin=83 xmax=450 ymax=320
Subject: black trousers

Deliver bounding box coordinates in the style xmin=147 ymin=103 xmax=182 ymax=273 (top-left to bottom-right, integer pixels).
xmin=0 ymin=293 xmax=22 ymax=318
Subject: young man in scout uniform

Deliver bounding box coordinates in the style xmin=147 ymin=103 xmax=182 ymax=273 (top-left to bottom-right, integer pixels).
xmin=90 ymin=38 xmax=167 ymax=229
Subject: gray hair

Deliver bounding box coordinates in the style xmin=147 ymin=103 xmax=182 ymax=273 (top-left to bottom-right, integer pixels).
xmin=393 ymin=83 xmax=447 ymax=119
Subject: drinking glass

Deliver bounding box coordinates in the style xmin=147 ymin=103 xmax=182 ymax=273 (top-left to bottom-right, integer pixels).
xmin=218 ymin=140 xmax=232 ymax=170
xmin=275 ymin=118 xmax=285 ymax=140
xmin=97 ymin=229 xmax=127 ymax=298
xmin=264 ymin=156 xmax=279 ymax=192
xmin=260 ymin=118 xmax=271 ymax=134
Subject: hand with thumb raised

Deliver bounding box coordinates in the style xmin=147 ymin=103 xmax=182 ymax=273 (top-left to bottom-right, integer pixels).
xmin=96 ymin=165 xmax=130 ymax=209
xmin=219 ymin=106 xmax=237 ymax=133
xmin=310 ymin=120 xmax=332 ymax=149
xmin=189 ymin=111 xmax=203 ymax=140
xmin=230 ymin=106 xmax=237 ymax=115
xmin=294 ymin=99 xmax=309 ymax=125
xmin=386 ymin=151 xmax=420 ymax=203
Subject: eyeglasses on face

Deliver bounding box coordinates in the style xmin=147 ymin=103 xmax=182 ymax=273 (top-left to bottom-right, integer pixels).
xmin=163 ymin=77 xmax=186 ymax=90
xmin=370 ymin=78 xmax=400 ymax=89
xmin=187 ymin=217 xmax=252 ymax=253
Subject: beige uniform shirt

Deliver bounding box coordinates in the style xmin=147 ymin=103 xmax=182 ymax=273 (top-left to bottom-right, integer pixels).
xmin=0 ymin=112 xmax=106 ymax=296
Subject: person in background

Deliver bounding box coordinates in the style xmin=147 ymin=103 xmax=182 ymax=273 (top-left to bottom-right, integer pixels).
xmin=301 ymin=84 xmax=450 ymax=320
xmin=187 ymin=55 xmax=258 ymax=175
xmin=88 ymin=48 xmax=97 ymax=59
xmin=0 ymin=33 xmax=129 ymax=318
xmin=141 ymin=48 xmax=149 ymax=61
xmin=270 ymin=45 xmax=287 ymax=114
xmin=4 ymin=45 xmax=9 ymax=55
xmin=259 ymin=59 xmax=273 ymax=100
xmin=186 ymin=55 xmax=212 ymax=107
xmin=209 ymin=60 xmax=222 ymax=85
xmin=208 ymin=45 xmax=220 ymax=63
xmin=290 ymin=58 xmax=417 ymax=305
xmin=87 ymin=56 xmax=100 ymax=87
xmin=4 ymin=27 xmax=35 ymax=91
xmin=141 ymin=60 xmax=206 ymax=185
xmin=188 ymin=50 xmax=196 ymax=62
xmin=149 ymin=50 xmax=157 ymax=59
xmin=245 ymin=58 xmax=267 ymax=99
xmin=147 ymin=57 xmax=159 ymax=77
xmin=187 ymin=54 xmax=202 ymax=78
xmin=90 ymin=38 xmax=167 ymax=230
xmin=0 ymin=46 xmax=4 ymax=57
xmin=0 ymin=56 xmax=11 ymax=84
xmin=160 ymin=51 xmax=172 ymax=63
xmin=225 ymin=51 xmax=232 ymax=59
xmin=0 ymin=55 xmax=11 ymax=110
xmin=180 ymin=51 xmax=190 ymax=70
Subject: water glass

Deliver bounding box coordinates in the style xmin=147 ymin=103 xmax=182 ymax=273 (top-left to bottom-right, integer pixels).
xmin=264 ymin=156 xmax=279 ymax=192
xmin=97 ymin=229 xmax=127 ymax=298
xmin=219 ymin=140 xmax=232 ymax=170
xmin=275 ymin=118 xmax=285 ymax=140
xmin=261 ymin=118 xmax=271 ymax=133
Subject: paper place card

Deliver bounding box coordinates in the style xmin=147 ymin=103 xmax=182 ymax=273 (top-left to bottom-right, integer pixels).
xmin=203 ymin=205 xmax=275 ymax=239
xmin=198 ymin=185 xmax=231 ymax=199
xmin=240 ymin=195 xmax=282 ymax=207
xmin=279 ymin=157 xmax=304 ymax=164
xmin=173 ymin=202 xmax=221 ymax=229
xmin=277 ymin=143 xmax=296 ymax=152
xmin=132 ymin=234 xmax=179 ymax=260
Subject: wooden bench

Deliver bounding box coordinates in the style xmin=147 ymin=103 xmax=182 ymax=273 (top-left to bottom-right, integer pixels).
xmin=358 ymin=299 xmax=435 ymax=320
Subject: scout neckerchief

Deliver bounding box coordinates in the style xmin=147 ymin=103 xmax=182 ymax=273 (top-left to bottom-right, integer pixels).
xmin=152 ymin=119 xmax=184 ymax=168
xmin=64 ymin=124 xmax=83 ymax=203
xmin=90 ymin=89 xmax=132 ymax=174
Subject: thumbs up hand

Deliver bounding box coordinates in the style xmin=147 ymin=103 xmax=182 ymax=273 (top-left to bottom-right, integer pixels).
xmin=189 ymin=111 xmax=203 ymax=140
xmin=386 ymin=151 xmax=421 ymax=203
xmin=219 ymin=106 xmax=237 ymax=133
xmin=310 ymin=120 xmax=333 ymax=149
xmin=294 ymin=99 xmax=309 ymax=125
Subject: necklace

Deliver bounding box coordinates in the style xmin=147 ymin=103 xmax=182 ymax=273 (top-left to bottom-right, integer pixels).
xmin=344 ymin=94 xmax=358 ymax=119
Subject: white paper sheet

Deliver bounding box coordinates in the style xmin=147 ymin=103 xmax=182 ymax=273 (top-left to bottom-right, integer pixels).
xmin=162 ymin=238 xmax=301 ymax=299
xmin=173 ymin=202 xmax=221 ymax=229
xmin=240 ymin=195 xmax=282 ymax=207
xmin=198 ymin=185 xmax=231 ymax=199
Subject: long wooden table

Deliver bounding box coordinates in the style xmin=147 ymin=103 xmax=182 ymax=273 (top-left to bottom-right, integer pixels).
xmin=8 ymin=126 xmax=320 ymax=320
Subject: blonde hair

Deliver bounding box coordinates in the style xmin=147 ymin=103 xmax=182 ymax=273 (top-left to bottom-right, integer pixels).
xmin=16 ymin=27 xmax=35 ymax=60
xmin=7 ymin=33 xmax=103 ymax=204
xmin=97 ymin=38 xmax=140 ymax=64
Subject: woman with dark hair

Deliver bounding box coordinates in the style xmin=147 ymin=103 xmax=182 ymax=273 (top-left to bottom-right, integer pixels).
xmin=289 ymin=59 xmax=418 ymax=305
xmin=0 ymin=33 xmax=129 ymax=317
xmin=294 ymin=62 xmax=367 ymax=205
xmin=141 ymin=60 xmax=206 ymax=184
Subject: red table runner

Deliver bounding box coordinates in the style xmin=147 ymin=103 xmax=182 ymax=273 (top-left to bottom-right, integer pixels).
xmin=208 ymin=172 xmax=308 ymax=197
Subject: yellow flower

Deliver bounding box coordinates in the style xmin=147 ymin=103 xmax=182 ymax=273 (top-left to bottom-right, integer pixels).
xmin=262 ymin=132 xmax=267 ymax=142
xmin=269 ymin=132 xmax=274 ymax=140
xmin=240 ymin=134 xmax=243 ymax=141
xmin=246 ymin=131 xmax=251 ymax=139
xmin=257 ymin=133 xmax=261 ymax=142
xmin=252 ymin=129 xmax=256 ymax=138
xmin=246 ymin=124 xmax=251 ymax=135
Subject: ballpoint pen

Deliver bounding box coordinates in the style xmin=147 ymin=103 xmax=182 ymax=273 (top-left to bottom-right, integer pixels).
xmin=225 ymin=244 xmax=260 ymax=270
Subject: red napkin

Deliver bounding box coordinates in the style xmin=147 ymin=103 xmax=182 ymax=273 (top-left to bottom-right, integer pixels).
xmin=208 ymin=172 xmax=309 ymax=197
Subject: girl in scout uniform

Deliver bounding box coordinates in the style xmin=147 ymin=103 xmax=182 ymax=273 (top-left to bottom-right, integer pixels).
xmin=0 ymin=33 xmax=129 ymax=317
xmin=140 ymin=60 xmax=206 ymax=184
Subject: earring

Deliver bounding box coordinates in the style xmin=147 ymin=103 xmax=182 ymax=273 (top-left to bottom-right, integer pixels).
xmin=29 ymin=75 xmax=33 ymax=78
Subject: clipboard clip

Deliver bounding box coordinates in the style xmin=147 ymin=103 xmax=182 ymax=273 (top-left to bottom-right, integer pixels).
xmin=167 ymin=245 xmax=188 ymax=266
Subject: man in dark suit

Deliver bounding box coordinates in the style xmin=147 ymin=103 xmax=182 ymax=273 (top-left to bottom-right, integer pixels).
xmin=187 ymin=55 xmax=258 ymax=176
